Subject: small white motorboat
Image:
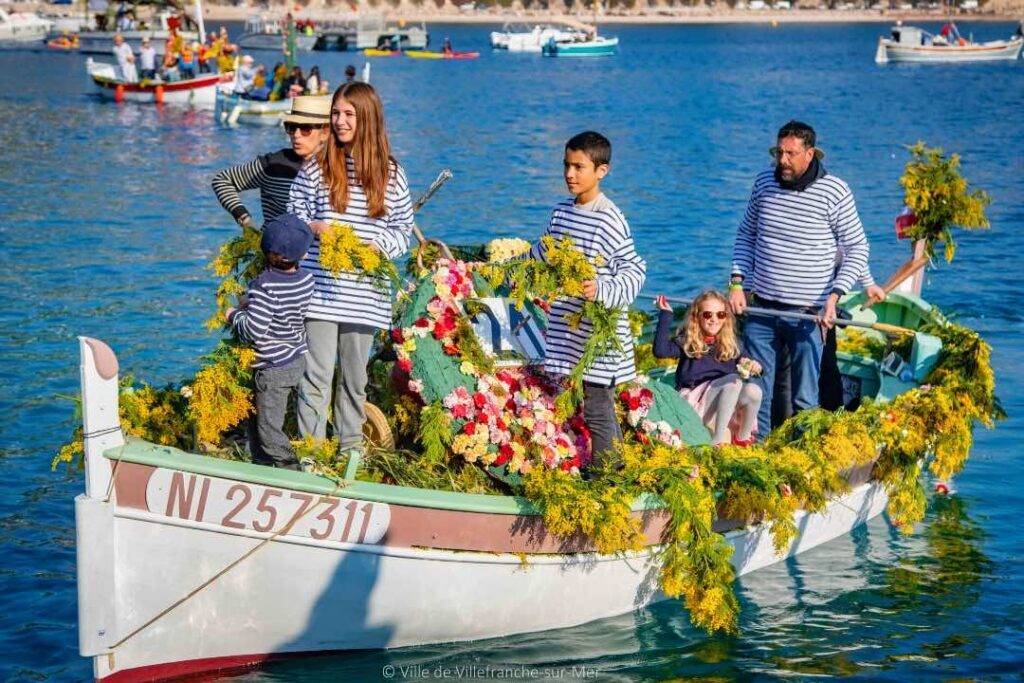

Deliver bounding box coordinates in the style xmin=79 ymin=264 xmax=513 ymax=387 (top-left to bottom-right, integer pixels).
xmin=875 ymin=21 xmax=1024 ymax=64
xmin=0 ymin=7 xmax=53 ymax=42
xmin=490 ymin=21 xmax=589 ymax=53
xmin=235 ymin=15 xmax=317 ymax=53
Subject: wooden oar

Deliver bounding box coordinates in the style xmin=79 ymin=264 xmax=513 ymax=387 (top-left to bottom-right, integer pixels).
xmin=654 ymin=294 xmax=916 ymax=336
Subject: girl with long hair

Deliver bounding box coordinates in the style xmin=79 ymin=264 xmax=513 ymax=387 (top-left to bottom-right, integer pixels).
xmin=287 ymin=82 xmax=413 ymax=456
xmin=652 ymin=291 xmax=763 ymax=446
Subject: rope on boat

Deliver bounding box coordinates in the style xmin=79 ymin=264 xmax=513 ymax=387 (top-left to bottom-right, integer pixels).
xmin=107 ymin=479 xmax=347 ymax=652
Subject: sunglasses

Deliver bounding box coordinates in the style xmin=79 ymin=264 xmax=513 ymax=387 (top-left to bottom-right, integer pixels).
xmin=284 ymin=122 xmax=323 ymax=136
xmin=700 ymin=311 xmax=728 ymax=321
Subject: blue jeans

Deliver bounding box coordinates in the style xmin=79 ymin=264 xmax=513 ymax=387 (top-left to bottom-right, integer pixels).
xmin=743 ymin=312 xmax=824 ymax=438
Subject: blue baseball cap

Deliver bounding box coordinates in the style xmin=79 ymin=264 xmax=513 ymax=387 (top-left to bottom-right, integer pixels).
xmin=261 ymin=214 xmax=313 ymax=262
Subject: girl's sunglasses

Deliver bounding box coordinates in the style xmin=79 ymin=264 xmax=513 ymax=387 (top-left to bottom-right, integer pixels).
xmin=700 ymin=311 xmax=728 ymax=321
xmin=284 ymin=122 xmax=323 ymax=136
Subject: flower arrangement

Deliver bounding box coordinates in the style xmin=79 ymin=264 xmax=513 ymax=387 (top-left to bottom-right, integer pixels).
xmin=318 ymin=221 xmax=400 ymax=290
xmin=486 ymin=237 xmax=531 ymax=263
xmin=900 ymin=142 xmax=991 ymax=263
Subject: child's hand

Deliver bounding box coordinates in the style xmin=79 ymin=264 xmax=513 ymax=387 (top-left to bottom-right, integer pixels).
xmin=308 ymin=220 xmax=329 ymax=236
xmin=739 ymin=357 xmax=762 ymax=376
xmin=225 ymin=306 xmax=237 ymax=320
xmin=581 ymin=280 xmax=597 ymax=302
xmin=654 ymin=295 xmax=672 ymax=311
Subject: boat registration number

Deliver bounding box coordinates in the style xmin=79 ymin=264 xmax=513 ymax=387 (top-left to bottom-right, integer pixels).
xmin=145 ymin=469 xmax=391 ymax=545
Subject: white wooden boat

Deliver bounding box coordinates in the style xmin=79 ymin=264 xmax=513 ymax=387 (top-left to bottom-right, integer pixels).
xmin=0 ymin=8 xmax=52 ymax=42
xmin=875 ymin=23 xmax=1024 ymax=64
xmin=75 ymin=333 xmax=888 ymax=681
xmin=490 ymin=21 xmax=589 ymax=53
xmin=87 ymin=58 xmax=228 ymax=109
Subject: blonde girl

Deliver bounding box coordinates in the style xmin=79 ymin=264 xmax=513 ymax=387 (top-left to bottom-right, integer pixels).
xmin=287 ymin=82 xmax=414 ymax=456
xmin=652 ymin=291 xmax=763 ymax=446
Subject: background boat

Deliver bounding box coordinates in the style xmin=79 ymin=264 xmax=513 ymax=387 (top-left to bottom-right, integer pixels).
xmin=405 ymin=49 xmax=479 ymax=60
xmin=490 ymin=21 xmax=590 ymax=53
xmin=542 ymin=36 xmax=618 ymax=57
xmin=87 ymin=58 xmax=226 ymax=108
xmin=875 ymin=23 xmax=1024 ymax=63
xmin=235 ymin=15 xmax=317 ymax=53
xmin=0 ymin=8 xmax=52 ymax=42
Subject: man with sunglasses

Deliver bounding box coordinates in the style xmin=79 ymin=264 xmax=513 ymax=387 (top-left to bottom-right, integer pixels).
xmin=729 ymin=120 xmax=871 ymax=438
xmin=212 ymin=96 xmax=331 ymax=230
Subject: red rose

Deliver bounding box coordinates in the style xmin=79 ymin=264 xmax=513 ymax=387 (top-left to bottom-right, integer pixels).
xmin=494 ymin=444 xmax=514 ymax=466
xmin=473 ymin=392 xmax=487 ymax=409
xmin=619 ymin=390 xmax=630 ymax=402
xmin=443 ymin=344 xmax=459 ymax=356
xmin=391 ymin=328 xmax=404 ymax=343
xmin=627 ymin=397 xmax=641 ymax=411
xmin=414 ymin=317 xmax=430 ymax=328
xmin=397 ymin=358 xmax=413 ymax=373
xmin=496 ymin=418 xmax=507 ymax=430
xmin=505 ymin=398 xmax=516 ymax=411
xmin=463 ymin=421 xmax=476 ymax=436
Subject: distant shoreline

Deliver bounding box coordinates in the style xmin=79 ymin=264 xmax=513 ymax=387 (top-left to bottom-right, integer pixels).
xmin=16 ymin=1 xmax=1022 ymax=27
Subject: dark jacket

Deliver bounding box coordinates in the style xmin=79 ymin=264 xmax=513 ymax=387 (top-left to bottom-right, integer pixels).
xmin=653 ymin=309 xmax=739 ymax=390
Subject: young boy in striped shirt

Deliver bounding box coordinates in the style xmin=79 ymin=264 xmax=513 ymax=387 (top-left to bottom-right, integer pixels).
xmin=227 ymin=214 xmax=316 ymax=470
xmin=531 ymin=131 xmax=647 ymax=470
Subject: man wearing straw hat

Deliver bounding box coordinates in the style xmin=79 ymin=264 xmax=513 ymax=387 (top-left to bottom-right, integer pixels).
xmin=729 ymin=120 xmax=871 ymax=438
xmin=212 ymin=96 xmax=331 ymax=230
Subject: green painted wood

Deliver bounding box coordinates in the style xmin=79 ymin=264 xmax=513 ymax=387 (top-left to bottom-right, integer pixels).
xmin=646 ymin=373 xmax=713 ymax=446
xmin=103 ymin=437 xmax=666 ymax=514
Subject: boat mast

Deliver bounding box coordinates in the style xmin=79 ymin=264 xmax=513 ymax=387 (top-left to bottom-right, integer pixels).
xmin=194 ymin=0 xmax=205 ymax=42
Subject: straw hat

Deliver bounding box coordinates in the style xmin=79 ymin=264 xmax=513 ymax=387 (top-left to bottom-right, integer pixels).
xmin=281 ymin=95 xmax=331 ymax=125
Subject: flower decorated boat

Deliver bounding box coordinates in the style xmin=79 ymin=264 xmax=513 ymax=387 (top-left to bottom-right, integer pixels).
xmin=86 ymin=58 xmax=231 ymax=109
xmin=71 ymin=254 xmax=997 ymax=681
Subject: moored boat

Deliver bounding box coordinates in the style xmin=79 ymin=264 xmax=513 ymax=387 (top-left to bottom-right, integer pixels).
xmin=542 ymin=35 xmax=618 ymax=57
xmin=87 ymin=58 xmax=229 ymax=109
xmin=0 ymin=7 xmax=52 ymax=42
xmin=490 ymin=21 xmax=589 ymax=53
xmin=875 ymin=22 xmax=1024 ymax=64
xmin=235 ymin=15 xmax=317 ymax=53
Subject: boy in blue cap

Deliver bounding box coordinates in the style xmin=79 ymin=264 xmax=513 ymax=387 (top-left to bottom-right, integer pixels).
xmin=227 ymin=214 xmax=315 ymax=470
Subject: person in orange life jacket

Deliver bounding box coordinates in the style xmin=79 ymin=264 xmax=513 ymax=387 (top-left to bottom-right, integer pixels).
xmin=653 ymin=291 xmax=763 ymax=446
xmin=178 ymin=43 xmax=197 ymax=79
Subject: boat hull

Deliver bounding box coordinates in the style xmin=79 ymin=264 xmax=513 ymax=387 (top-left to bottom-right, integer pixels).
xmin=542 ymin=37 xmax=618 ymax=57
xmin=875 ymin=36 xmax=1024 ymax=63
xmin=79 ymin=453 xmax=887 ymax=682
xmin=76 ymin=29 xmax=199 ymax=58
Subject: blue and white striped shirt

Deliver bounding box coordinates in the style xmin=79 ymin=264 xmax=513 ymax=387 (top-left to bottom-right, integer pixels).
xmin=732 ymin=169 xmax=870 ymax=308
xmin=532 ymin=195 xmax=646 ymax=387
xmin=287 ymin=157 xmax=414 ymax=329
xmin=229 ymin=267 xmax=315 ymax=369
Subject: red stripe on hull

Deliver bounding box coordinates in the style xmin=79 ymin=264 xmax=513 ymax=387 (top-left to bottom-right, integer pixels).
xmin=97 ymin=650 xmax=336 ymax=682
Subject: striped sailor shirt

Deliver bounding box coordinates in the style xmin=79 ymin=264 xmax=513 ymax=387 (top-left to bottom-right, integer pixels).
xmin=532 ymin=195 xmax=647 ymax=387
xmin=212 ymin=148 xmax=304 ymax=224
xmin=229 ymin=267 xmax=315 ymax=369
xmin=287 ymin=157 xmax=414 ymax=329
xmin=732 ymin=169 xmax=870 ymax=308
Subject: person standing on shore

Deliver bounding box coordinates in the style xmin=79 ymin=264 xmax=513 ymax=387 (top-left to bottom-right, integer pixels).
xmin=286 ymin=82 xmax=414 ymax=458
xmin=729 ymin=120 xmax=870 ymax=437
xmin=212 ymin=96 xmax=331 ymax=230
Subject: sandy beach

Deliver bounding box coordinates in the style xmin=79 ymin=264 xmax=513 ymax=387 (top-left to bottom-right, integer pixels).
xmin=17 ymin=0 xmax=1022 ymax=26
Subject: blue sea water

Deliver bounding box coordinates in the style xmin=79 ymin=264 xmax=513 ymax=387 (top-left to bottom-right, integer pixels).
xmin=0 ymin=20 xmax=1022 ymax=681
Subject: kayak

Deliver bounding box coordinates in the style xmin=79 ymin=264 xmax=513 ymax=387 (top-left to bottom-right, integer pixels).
xmin=363 ymin=48 xmax=403 ymax=57
xmin=405 ymin=50 xmax=480 ymax=59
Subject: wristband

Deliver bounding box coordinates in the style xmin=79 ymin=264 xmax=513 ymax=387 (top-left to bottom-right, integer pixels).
xmin=729 ymin=282 xmax=744 ymax=292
